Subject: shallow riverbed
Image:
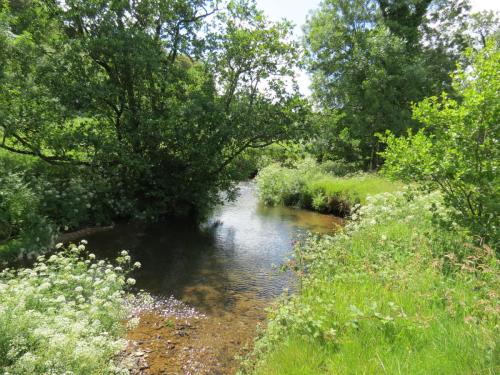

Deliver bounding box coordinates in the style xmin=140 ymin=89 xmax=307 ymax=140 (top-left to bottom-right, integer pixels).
xmin=84 ymin=182 xmax=342 ymax=374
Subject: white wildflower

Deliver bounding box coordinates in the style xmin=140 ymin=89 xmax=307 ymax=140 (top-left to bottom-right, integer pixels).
xmin=39 ymin=282 xmax=51 ymax=290
xmin=55 ymin=295 xmax=66 ymax=303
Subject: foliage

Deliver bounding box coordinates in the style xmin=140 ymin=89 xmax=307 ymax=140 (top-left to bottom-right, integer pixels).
xmin=0 ymin=0 xmax=308 ymax=219
xmin=0 ymin=166 xmax=55 ymax=262
xmin=303 ymin=111 xmax=364 ymax=171
xmin=304 ymin=0 xmax=494 ymax=168
xmin=0 ymin=149 xmax=121 ymax=262
xmin=256 ymin=160 xmax=401 ymax=215
xmin=242 ymin=190 xmax=499 ymax=374
xmin=381 ymin=42 xmax=500 ymax=247
xmin=256 ymin=159 xmax=321 ymax=207
xmin=0 ymin=242 xmax=139 ymax=374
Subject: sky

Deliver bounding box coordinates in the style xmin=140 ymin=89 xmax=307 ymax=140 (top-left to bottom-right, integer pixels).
xmin=255 ymin=0 xmax=500 ymax=95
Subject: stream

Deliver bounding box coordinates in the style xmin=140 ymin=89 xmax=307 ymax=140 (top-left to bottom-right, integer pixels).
xmin=84 ymin=182 xmax=342 ymax=374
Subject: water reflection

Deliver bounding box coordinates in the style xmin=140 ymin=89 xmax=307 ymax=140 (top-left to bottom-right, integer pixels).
xmin=85 ymin=181 xmax=342 ymax=315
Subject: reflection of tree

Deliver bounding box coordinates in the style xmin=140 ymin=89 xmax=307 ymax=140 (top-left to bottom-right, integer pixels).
xmin=86 ymin=219 xmax=236 ymax=314
xmin=84 ymin=189 xmax=313 ymax=314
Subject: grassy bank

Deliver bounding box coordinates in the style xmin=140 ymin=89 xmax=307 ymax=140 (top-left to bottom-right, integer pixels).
xmin=243 ymin=190 xmax=498 ymax=374
xmin=0 ymin=242 xmax=139 ymax=373
xmin=256 ymin=160 xmax=401 ymax=215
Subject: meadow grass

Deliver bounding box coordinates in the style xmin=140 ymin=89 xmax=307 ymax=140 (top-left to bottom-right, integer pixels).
xmin=256 ymin=161 xmax=401 ymax=215
xmin=243 ymin=191 xmax=499 ymax=375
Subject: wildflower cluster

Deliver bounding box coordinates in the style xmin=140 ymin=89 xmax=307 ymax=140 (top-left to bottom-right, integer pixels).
xmin=346 ymin=189 xmax=444 ymax=231
xmin=0 ymin=241 xmax=140 ymax=374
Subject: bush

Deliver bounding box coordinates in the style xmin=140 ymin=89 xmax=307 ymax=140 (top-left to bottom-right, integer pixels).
xmin=317 ymin=159 xmax=362 ymax=177
xmin=0 ymin=172 xmax=55 ymax=262
xmin=243 ymin=191 xmax=499 ymax=374
xmin=0 ymin=242 xmax=139 ymax=374
xmin=256 ymin=159 xmax=321 ymax=207
xmin=256 ymin=160 xmax=401 ymax=215
xmin=0 ymin=150 xmax=118 ymax=261
xmin=381 ymin=42 xmax=500 ymax=247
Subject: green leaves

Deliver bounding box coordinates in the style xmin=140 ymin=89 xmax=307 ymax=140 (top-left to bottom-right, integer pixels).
xmin=381 ymin=42 xmax=500 ymax=248
xmin=0 ymin=0 xmax=306 ymax=219
xmin=304 ymin=0 xmax=479 ymax=169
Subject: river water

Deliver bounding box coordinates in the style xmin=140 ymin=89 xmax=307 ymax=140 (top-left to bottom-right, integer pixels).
xmin=85 ymin=181 xmax=342 ymax=374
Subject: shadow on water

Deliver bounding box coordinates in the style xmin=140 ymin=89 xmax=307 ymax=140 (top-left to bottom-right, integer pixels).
xmin=84 ymin=182 xmax=342 ymax=373
xmin=85 ymin=181 xmax=342 ymax=315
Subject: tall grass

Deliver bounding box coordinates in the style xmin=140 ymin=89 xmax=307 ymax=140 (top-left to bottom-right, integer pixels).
xmin=242 ymin=191 xmax=499 ymax=374
xmin=256 ymin=160 xmax=402 ymax=215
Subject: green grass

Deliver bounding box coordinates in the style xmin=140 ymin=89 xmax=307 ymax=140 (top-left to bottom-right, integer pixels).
xmin=243 ymin=191 xmax=499 ymax=375
xmin=256 ymin=161 xmax=402 ymax=215
xmin=307 ymin=174 xmax=402 ymax=207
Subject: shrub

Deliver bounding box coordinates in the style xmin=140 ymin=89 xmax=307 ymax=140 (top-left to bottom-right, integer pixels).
xmin=381 ymin=42 xmax=500 ymax=247
xmin=0 ymin=150 xmax=117 ymax=261
xmin=256 ymin=160 xmax=401 ymax=215
xmin=256 ymin=159 xmax=321 ymax=207
xmin=0 ymin=242 xmax=139 ymax=374
xmin=317 ymin=159 xmax=362 ymax=177
xmin=0 ymin=172 xmax=55 ymax=262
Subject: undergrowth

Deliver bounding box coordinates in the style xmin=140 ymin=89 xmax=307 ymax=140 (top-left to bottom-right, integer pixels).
xmin=242 ymin=190 xmax=499 ymax=374
xmin=0 ymin=241 xmax=140 ymax=374
xmin=256 ymin=160 xmax=401 ymax=215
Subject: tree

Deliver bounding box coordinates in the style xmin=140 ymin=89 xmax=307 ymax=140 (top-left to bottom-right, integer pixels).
xmin=467 ymin=10 xmax=500 ymax=49
xmin=381 ymin=42 xmax=499 ymax=247
xmin=0 ymin=0 xmax=307 ymax=218
xmin=304 ymin=0 xmax=472 ymax=169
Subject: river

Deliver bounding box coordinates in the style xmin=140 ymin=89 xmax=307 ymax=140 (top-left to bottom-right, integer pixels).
xmin=84 ymin=181 xmax=342 ymax=374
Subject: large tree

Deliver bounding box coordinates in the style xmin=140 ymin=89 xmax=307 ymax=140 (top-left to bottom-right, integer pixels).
xmin=305 ymin=0 xmax=475 ymax=169
xmin=0 ymin=0 xmax=308 ymax=217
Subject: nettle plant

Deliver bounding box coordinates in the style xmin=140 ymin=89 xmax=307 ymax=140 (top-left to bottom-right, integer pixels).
xmin=381 ymin=42 xmax=500 ymax=248
xmin=0 ymin=241 xmax=140 ymax=374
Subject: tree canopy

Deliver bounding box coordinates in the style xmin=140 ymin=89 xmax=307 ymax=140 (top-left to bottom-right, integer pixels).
xmin=304 ymin=0 xmax=493 ymax=169
xmin=0 ymin=0 xmax=308 ymax=217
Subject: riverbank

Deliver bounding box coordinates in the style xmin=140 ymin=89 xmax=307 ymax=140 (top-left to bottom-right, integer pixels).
xmin=1 ymin=181 xmax=341 ymax=374
xmin=0 ymin=242 xmax=139 ymax=373
xmin=256 ymin=160 xmax=402 ymax=216
xmin=243 ymin=190 xmax=499 ymax=374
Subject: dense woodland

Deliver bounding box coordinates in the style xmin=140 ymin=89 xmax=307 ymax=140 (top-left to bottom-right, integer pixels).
xmin=0 ymin=0 xmax=499 ymax=374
